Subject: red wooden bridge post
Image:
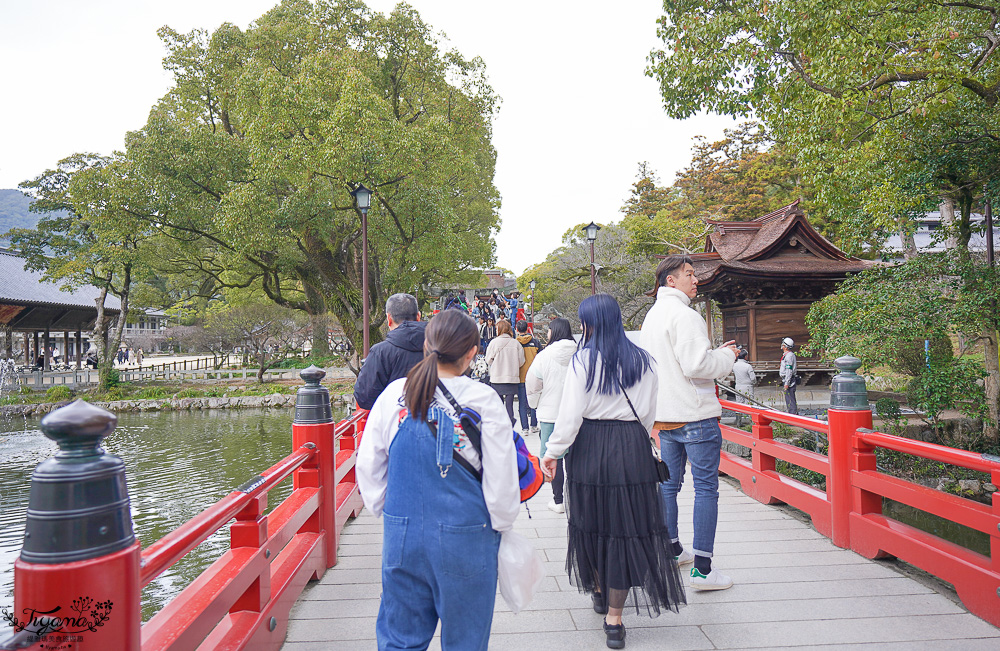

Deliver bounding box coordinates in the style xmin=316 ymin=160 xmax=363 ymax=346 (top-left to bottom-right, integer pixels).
xmin=291 ymin=366 xmax=336 ymax=570
xmin=826 ymin=356 xmax=873 ymax=549
xmin=747 ymin=412 xmax=782 ymax=504
xmin=10 ymin=400 xmax=141 ymax=650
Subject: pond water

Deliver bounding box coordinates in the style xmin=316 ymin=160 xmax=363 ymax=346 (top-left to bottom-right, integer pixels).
xmin=0 ymin=405 xmax=352 ymax=621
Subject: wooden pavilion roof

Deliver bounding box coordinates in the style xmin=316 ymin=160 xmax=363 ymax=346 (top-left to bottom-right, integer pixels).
xmin=690 ymin=200 xmax=874 ymax=295
xmin=0 ymin=249 xmax=120 ymax=332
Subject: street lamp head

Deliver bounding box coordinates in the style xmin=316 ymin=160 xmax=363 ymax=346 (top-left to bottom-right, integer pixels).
xmin=584 ymin=221 xmax=601 ymax=242
xmin=352 ymin=184 xmax=373 ymax=211
xmin=529 ymin=278 xmax=536 ymax=290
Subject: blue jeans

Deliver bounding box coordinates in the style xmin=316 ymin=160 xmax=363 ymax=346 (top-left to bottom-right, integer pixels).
xmin=516 ymin=382 xmax=537 ymax=430
xmin=658 ymin=418 xmax=722 ymax=558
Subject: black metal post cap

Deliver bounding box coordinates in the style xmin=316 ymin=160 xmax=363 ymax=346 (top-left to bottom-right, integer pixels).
xmin=40 ymin=398 xmax=117 ymax=459
xmin=300 ymin=365 xmax=327 ymax=386
xmin=830 ymin=356 xmax=869 ymax=411
xmin=22 ymin=400 xmax=134 ymax=564
xmin=294 ymin=365 xmax=332 ymax=424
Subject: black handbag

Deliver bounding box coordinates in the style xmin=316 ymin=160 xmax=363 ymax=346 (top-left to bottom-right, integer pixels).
xmin=616 ymin=377 xmax=670 ymax=483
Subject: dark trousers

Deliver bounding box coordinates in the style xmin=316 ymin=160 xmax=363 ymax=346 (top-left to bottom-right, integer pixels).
xmin=516 ymin=382 xmax=537 ymax=430
xmin=784 ymin=385 xmax=798 ymax=415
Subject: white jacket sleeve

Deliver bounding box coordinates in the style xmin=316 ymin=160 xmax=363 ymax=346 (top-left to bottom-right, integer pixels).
xmin=478 ymin=391 xmax=521 ymax=532
xmin=543 ymin=356 xmax=587 ymax=459
xmin=356 ymin=383 xmax=398 ymax=518
xmin=674 ymin=312 xmax=736 ymax=380
xmin=525 ymin=356 xmax=545 ymax=409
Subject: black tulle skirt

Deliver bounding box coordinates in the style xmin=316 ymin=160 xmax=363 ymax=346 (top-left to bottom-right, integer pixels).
xmin=564 ymin=418 xmax=687 ymax=617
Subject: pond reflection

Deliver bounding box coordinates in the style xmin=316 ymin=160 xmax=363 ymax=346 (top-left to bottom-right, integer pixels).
xmin=0 ymin=405 xmax=351 ymax=621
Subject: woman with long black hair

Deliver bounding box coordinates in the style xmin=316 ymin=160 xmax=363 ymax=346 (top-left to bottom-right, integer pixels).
xmin=540 ymin=294 xmax=686 ymax=649
xmin=358 ymin=310 xmax=520 ymax=650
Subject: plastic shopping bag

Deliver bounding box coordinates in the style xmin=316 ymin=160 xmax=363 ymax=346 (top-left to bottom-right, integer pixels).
xmin=497 ymin=530 xmax=545 ymax=614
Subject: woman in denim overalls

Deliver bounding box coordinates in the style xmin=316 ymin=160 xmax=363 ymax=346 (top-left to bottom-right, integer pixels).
xmin=358 ymin=310 xmax=520 ymax=650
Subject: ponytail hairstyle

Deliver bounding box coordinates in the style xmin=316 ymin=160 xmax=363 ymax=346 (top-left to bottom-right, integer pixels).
xmin=404 ymin=309 xmax=479 ymax=421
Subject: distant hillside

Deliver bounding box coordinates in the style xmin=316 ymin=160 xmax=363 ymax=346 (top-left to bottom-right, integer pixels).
xmin=0 ymin=189 xmax=55 ymax=242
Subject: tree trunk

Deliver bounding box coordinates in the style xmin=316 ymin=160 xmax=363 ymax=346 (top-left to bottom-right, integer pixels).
xmin=940 ymin=196 xmax=958 ymax=250
xmin=305 ymin=285 xmax=331 ymax=357
xmin=985 ymin=330 xmax=1000 ymax=443
xmin=2 ymin=324 xmax=12 ymax=359
xmin=898 ymin=216 xmax=918 ymax=259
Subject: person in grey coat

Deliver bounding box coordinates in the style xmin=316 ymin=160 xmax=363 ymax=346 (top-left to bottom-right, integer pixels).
xmin=732 ymin=348 xmax=756 ymax=427
xmin=779 ymin=337 xmax=798 ymax=415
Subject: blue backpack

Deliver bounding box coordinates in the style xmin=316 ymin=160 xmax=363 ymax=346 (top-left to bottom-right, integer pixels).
xmin=437 ymin=381 xmax=542 ymax=502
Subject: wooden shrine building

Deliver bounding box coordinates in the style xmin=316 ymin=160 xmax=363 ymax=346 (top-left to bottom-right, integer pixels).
xmin=689 ymin=200 xmax=873 ymax=379
xmin=0 ymin=248 xmax=121 ymax=368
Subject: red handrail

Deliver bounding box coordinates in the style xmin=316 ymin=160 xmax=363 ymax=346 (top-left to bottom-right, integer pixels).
xmin=717 ymin=398 xmax=1000 ymax=629
xmin=140 ymin=446 xmax=316 ymax=586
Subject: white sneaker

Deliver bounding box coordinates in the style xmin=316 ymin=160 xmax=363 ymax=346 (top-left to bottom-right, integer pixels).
xmin=521 ymin=428 xmax=531 ymax=437
xmin=675 ymin=549 xmax=694 ymax=566
xmin=547 ymin=499 xmax=565 ymax=514
xmin=530 ymin=425 xmax=540 ymax=434
xmin=690 ymin=568 xmax=733 ymax=591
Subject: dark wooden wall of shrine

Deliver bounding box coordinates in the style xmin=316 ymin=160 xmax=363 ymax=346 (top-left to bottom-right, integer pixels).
xmin=721 ymin=302 xmax=814 ymax=363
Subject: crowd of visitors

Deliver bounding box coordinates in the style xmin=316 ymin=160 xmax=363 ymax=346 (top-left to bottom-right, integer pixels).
xmin=355 ymin=273 xmax=802 ymax=649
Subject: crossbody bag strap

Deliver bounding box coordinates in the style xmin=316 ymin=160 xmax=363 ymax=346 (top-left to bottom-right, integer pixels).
xmin=436 ymin=380 xmax=484 ymax=482
xmin=613 ymin=374 xmax=642 ymax=423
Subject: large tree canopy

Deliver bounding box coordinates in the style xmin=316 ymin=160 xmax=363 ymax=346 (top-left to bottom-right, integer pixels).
xmin=649 ymin=1 xmax=1000 ymax=251
xmin=101 ymin=0 xmax=501 ymax=357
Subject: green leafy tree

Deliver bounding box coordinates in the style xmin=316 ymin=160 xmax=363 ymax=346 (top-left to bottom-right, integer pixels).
xmin=807 ymin=254 xmax=1000 ymax=440
xmin=78 ymin=0 xmax=499 ymax=368
xmin=520 ymin=223 xmax=656 ymax=329
xmin=11 ymin=154 xmax=157 ymax=388
xmin=621 ymin=124 xmax=814 ymax=257
xmin=649 ymin=0 xmax=1000 ymax=251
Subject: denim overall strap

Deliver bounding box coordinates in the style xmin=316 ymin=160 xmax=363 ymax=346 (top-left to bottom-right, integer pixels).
xmin=430 ymin=406 xmax=455 ymax=478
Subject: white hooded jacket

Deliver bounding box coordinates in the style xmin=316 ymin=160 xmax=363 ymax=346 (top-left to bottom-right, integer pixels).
xmin=639 ymin=286 xmax=736 ymax=422
xmin=525 ymin=339 xmax=577 ymax=422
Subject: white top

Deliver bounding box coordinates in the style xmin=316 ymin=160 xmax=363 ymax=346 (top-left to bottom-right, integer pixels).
xmin=780 ymin=351 xmax=798 ymax=384
xmin=543 ymin=351 xmax=658 ymax=460
xmin=639 ymin=287 xmax=736 ymax=422
xmin=525 ymin=339 xmax=577 ymax=422
xmin=357 ymin=375 xmax=521 ymax=532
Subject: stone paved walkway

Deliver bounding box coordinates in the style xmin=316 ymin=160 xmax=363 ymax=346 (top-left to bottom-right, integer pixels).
xmin=282 ymin=434 xmax=1000 ymax=650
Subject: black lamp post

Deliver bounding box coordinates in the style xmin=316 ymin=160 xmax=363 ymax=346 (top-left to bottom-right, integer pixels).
xmin=584 ymin=221 xmax=601 ymax=295
xmin=352 ymin=184 xmax=373 ymax=357
xmin=528 ymin=278 xmax=536 ymax=327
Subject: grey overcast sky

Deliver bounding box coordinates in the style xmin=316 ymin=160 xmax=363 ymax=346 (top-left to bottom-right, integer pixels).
xmin=0 ymin=0 xmax=735 ymax=274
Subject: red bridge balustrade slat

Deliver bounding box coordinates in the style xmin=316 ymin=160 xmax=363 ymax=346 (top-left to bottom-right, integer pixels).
xmin=852 ymin=469 xmax=998 ymax=536
xmin=849 ymin=512 xmax=1000 ymax=628
xmin=334 ymin=449 xmax=356 ymax=484
xmin=262 ymin=488 xmax=320 ymax=558
xmin=195 ymin=532 xmax=324 ymax=651
xmin=143 ymin=548 xmax=263 ymax=651
xmin=721 ymin=424 xmax=830 ymax=475
xmin=720 ymin=450 xmax=833 ymax=538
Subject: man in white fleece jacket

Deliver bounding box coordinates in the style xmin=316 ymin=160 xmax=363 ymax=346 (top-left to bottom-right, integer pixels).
xmin=640 ymin=255 xmax=737 ymax=591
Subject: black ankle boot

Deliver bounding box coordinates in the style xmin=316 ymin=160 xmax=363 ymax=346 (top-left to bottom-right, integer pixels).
xmin=592 ymin=591 xmax=607 ymax=614
xmin=603 ymin=619 xmax=626 ymax=649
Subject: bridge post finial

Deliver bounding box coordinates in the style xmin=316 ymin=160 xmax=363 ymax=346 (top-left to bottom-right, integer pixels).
xmin=831 ymin=356 xmax=868 ymax=410
xmin=12 ymin=399 xmax=141 ymax=650
xmin=295 ymin=365 xmax=332 ymax=424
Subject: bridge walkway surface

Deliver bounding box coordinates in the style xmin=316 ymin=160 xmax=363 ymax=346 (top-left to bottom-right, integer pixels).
xmin=281 ymin=436 xmax=1000 ymax=650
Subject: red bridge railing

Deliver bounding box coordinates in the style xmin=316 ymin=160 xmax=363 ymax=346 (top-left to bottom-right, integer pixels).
xmin=719 ymin=357 xmax=1000 ymax=628
xmin=3 ymin=366 xmax=367 ymax=651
